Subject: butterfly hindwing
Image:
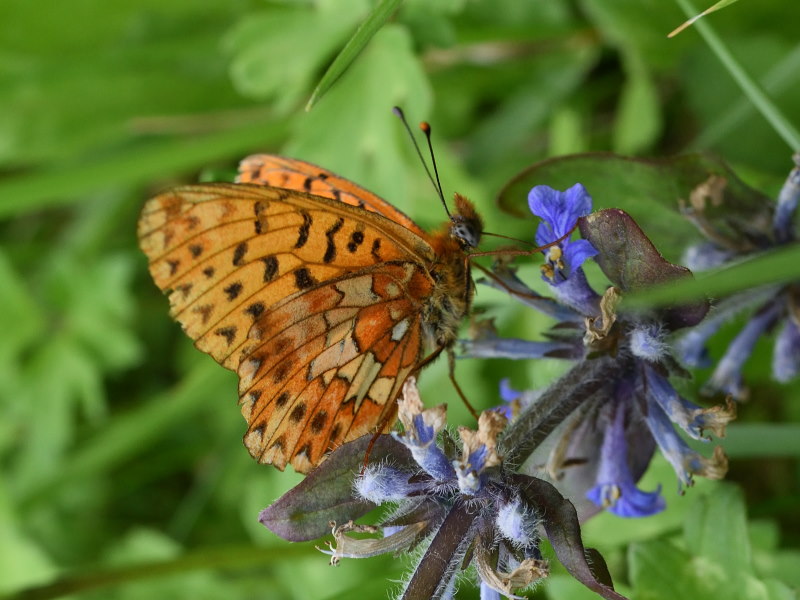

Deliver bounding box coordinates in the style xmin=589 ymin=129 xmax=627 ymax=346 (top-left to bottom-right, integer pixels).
xmin=239 ymin=262 xmax=431 ymax=472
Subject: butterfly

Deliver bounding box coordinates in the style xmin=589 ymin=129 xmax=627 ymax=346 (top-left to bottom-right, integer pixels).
xmin=138 ymin=154 xmax=483 ymax=473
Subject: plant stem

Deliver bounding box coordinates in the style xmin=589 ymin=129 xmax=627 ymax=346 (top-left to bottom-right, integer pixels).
xmin=500 ymin=356 xmax=614 ymax=467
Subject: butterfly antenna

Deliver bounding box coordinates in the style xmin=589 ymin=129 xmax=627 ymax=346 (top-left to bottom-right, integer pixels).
xmin=392 ymin=106 xmax=451 ymax=217
xmin=419 ymin=121 xmax=446 ymax=207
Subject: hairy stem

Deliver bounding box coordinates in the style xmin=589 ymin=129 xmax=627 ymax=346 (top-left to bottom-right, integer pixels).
xmin=499 ymin=356 xmax=615 ymax=467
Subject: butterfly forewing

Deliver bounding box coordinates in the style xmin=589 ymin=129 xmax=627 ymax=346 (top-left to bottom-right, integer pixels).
xmin=139 ymin=182 xmax=439 ymax=472
xmin=237 ymin=154 xmax=426 ymax=237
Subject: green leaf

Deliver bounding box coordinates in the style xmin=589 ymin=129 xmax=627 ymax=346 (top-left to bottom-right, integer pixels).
xmin=628 ymin=539 xmax=706 ymax=600
xmin=0 ymin=1 xmax=255 ymax=167
xmin=684 ymin=484 xmax=752 ymax=577
xmin=0 ymin=482 xmax=57 ymax=594
xmin=463 ymin=45 xmax=598 ymax=177
xmin=546 ymin=574 xmax=617 ymax=600
xmin=581 ymin=0 xmax=689 ymax=70
xmin=0 ymin=251 xmax=44 ymax=362
xmin=307 ymin=0 xmax=405 ymax=110
xmin=710 ymin=424 xmax=800 ymax=458
xmin=629 ymin=484 xmax=797 ymax=600
xmin=7 ymin=542 xmax=310 ymax=600
xmin=16 ymin=363 xmax=233 ymax=503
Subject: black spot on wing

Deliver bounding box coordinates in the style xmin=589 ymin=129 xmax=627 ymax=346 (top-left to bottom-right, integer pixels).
xmin=275 ymin=391 xmax=290 ymax=408
xmin=176 ymin=282 xmax=193 ymax=298
xmin=269 ymin=437 xmax=284 ymax=453
xmin=347 ymin=230 xmax=365 ymax=253
xmin=215 ymin=326 xmax=237 ymax=346
xmin=310 ymin=410 xmax=327 ymax=434
xmin=224 ymin=282 xmax=243 ymax=301
xmin=262 ymin=256 xmax=278 ymax=283
xmin=323 ymin=218 xmax=344 ymax=263
xmin=273 ymin=361 xmax=291 ymax=384
xmin=295 ymin=443 xmax=311 ymax=460
xmin=232 ymin=242 xmax=248 ymax=266
xmin=295 ymin=211 xmax=312 ymax=249
xmin=254 ymin=200 xmax=269 ymax=216
xmin=294 ymin=268 xmax=317 ymax=290
xmin=245 ymin=302 xmax=265 ymax=320
xmin=289 ymin=403 xmax=306 ymax=423
xmin=193 ymin=304 xmax=214 ymax=324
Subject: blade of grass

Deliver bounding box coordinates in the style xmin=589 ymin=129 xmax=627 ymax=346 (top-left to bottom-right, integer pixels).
xmin=673 ymin=0 xmax=800 ymax=151
xmin=0 ymin=118 xmax=288 ymax=219
xmin=623 ymin=243 xmax=800 ymax=308
xmin=306 ymin=0 xmax=404 ymax=110
xmin=692 ymin=44 xmax=800 ymax=149
xmin=668 ymin=0 xmax=740 ymax=38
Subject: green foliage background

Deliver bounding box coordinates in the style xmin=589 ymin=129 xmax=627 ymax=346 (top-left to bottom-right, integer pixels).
xmin=1 ymin=0 xmax=799 ymax=598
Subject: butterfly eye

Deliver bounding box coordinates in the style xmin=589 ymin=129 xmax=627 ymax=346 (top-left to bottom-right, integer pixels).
xmin=452 ymin=220 xmax=480 ymax=248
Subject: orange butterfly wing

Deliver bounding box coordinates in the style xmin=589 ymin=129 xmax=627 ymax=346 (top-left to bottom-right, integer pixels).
xmin=237 ymin=154 xmax=426 ymax=237
xmin=138 ymin=183 xmax=437 ymax=472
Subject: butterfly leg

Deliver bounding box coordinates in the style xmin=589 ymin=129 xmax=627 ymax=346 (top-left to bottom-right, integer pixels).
xmin=446 ymin=349 xmax=480 ymax=421
xmin=360 ymin=396 xmax=400 ymax=475
xmin=411 ymin=346 xmax=480 ymax=421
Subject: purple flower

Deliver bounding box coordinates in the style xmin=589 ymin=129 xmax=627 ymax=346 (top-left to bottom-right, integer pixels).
xmin=773 ymin=318 xmax=800 ymax=381
xmin=499 ymin=378 xmax=521 ymax=404
xmin=455 ymin=411 xmax=507 ymax=495
xmin=463 ymin=183 xmax=731 ymax=518
xmin=493 ymin=378 xmax=532 ymax=420
xmin=318 ymin=379 xmax=558 ymax=598
xmin=643 ymin=394 xmax=729 ymax=490
xmin=587 ymin=402 xmax=665 ymax=518
xmin=391 ymin=380 xmax=454 ymax=482
xmin=528 ymin=184 xmax=598 ymax=286
xmin=679 ymin=155 xmax=800 ymax=397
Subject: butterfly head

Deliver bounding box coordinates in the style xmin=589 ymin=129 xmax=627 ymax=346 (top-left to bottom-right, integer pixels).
xmin=450 ymin=193 xmax=483 ymax=249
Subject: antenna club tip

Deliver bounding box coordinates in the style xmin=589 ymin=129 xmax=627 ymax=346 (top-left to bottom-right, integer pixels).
xmin=392 ymin=106 xmax=404 ymax=118
xmin=419 ymin=121 xmax=431 ymax=134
